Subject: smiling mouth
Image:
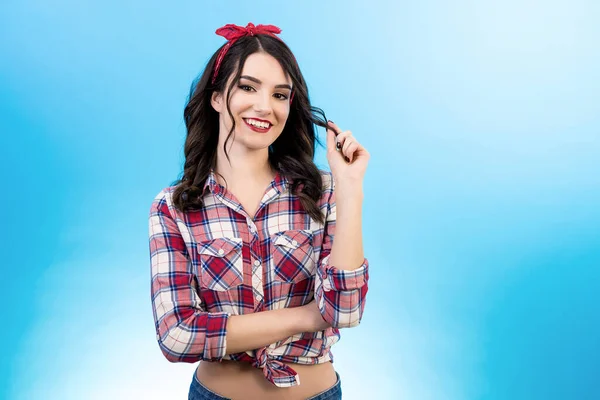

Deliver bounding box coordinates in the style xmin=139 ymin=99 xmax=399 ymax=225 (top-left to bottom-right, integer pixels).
xmin=242 ymin=118 xmax=272 ymax=132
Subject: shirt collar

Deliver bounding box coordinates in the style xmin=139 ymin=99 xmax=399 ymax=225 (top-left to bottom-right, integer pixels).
xmin=202 ymin=169 xmax=219 ymax=195
xmin=202 ymin=168 xmax=288 ymax=196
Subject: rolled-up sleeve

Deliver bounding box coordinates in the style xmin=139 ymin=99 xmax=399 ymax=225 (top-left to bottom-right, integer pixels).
xmin=149 ymin=190 xmax=230 ymax=362
xmin=314 ymin=175 xmax=369 ymax=329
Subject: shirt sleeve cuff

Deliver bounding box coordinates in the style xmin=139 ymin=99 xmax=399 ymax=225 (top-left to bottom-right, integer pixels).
xmin=320 ymin=256 xmax=369 ymax=291
xmin=203 ymin=311 xmax=230 ymax=360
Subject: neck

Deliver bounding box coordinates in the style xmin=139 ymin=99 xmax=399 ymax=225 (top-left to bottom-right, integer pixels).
xmin=214 ymin=142 xmax=275 ymax=187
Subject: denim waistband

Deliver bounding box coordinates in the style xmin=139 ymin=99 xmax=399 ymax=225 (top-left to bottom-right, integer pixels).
xmin=189 ymin=370 xmax=342 ymax=400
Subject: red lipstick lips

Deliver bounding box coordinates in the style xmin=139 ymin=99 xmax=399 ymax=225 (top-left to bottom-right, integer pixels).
xmin=243 ymin=118 xmax=272 ymax=133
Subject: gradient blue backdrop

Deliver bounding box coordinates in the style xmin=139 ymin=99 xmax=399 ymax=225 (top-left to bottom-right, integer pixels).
xmin=1 ymin=1 xmax=599 ymax=399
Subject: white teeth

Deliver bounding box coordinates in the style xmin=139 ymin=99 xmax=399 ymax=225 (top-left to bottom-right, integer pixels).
xmin=245 ymin=119 xmax=270 ymax=129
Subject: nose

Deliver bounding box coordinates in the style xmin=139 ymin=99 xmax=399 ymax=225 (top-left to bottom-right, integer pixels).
xmin=252 ymin=92 xmax=273 ymax=115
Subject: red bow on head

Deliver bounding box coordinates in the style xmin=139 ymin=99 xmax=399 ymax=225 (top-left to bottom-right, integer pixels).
xmin=215 ymin=23 xmax=282 ymax=41
xmin=211 ymin=23 xmax=284 ymax=86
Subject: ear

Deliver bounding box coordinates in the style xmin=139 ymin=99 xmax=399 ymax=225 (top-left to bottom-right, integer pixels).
xmin=211 ymin=91 xmax=223 ymax=113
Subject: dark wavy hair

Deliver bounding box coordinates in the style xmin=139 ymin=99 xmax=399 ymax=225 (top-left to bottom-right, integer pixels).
xmin=171 ymin=33 xmax=329 ymax=224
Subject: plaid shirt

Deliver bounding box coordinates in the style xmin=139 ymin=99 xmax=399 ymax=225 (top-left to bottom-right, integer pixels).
xmin=148 ymin=169 xmax=369 ymax=388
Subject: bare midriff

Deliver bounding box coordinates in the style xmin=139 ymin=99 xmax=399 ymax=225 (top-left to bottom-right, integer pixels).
xmin=195 ymin=359 xmax=338 ymax=400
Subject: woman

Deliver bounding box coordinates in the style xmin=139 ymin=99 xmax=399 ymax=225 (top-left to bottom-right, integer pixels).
xmin=148 ymin=23 xmax=370 ymax=400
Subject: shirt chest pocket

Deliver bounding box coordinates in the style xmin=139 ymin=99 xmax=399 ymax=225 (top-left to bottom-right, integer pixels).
xmin=196 ymin=237 xmax=244 ymax=291
xmin=270 ymin=230 xmax=316 ymax=284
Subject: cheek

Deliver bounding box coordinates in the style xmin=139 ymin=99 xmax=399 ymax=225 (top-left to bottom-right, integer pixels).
xmin=227 ymin=96 xmax=245 ymax=116
xmin=275 ymin=104 xmax=290 ymax=123
xmin=221 ymin=98 xmax=246 ymax=125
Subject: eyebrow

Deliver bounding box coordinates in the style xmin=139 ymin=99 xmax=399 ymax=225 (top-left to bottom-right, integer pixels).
xmin=239 ymin=75 xmax=292 ymax=91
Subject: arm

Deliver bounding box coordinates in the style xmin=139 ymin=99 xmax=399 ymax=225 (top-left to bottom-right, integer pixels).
xmin=225 ymin=306 xmax=318 ymax=354
xmin=314 ymin=175 xmax=369 ymax=329
xmin=328 ymin=181 xmax=365 ymax=271
xmin=149 ymin=191 xmax=321 ymax=362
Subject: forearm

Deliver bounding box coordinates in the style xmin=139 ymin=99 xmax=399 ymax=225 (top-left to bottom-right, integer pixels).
xmin=224 ymin=306 xmax=308 ymax=355
xmin=157 ymin=303 xmax=323 ymax=361
xmin=328 ymin=182 xmax=365 ymax=271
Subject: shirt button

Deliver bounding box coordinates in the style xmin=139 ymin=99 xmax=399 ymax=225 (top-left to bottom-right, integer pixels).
xmin=218 ymin=249 xmax=225 ymax=255
xmin=292 ymin=240 xmax=298 ymax=246
xmin=254 ymin=260 xmax=261 ymax=266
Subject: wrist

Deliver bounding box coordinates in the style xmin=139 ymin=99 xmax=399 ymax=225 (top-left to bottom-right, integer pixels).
xmin=334 ymin=180 xmax=364 ymax=199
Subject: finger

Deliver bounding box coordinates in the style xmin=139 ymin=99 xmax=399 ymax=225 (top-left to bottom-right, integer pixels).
xmin=335 ymin=131 xmax=353 ymax=151
xmin=340 ymin=133 xmax=357 ymax=153
xmin=344 ymin=141 xmax=360 ymax=163
xmin=326 ymin=126 xmax=337 ymax=155
xmin=327 ymin=120 xmax=342 ymax=135
xmin=336 ymin=137 xmax=343 ymax=152
xmin=327 ymin=121 xmax=344 ymax=152
xmin=342 ymin=136 xmax=355 ymax=154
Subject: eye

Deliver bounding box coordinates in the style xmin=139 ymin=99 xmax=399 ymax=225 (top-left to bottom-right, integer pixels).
xmin=238 ymin=85 xmax=255 ymax=92
xmin=273 ymin=93 xmax=289 ymax=100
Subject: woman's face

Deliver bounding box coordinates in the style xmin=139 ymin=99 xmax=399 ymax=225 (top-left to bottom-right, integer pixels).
xmin=211 ymin=52 xmax=293 ymax=153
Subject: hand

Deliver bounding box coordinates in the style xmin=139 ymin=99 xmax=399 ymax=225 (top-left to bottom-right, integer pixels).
xmin=326 ymin=120 xmax=370 ymax=186
xmin=300 ymin=300 xmax=331 ymax=333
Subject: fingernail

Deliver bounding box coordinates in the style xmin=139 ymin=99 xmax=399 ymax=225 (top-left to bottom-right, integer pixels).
xmin=345 ymin=156 xmax=350 ymax=163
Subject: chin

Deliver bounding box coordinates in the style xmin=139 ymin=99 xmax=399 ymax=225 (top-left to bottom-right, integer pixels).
xmin=245 ymin=143 xmax=275 ymax=151
xmin=240 ymin=133 xmax=281 ymax=150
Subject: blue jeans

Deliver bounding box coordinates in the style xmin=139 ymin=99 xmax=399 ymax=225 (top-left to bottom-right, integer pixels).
xmin=188 ymin=370 xmax=342 ymax=400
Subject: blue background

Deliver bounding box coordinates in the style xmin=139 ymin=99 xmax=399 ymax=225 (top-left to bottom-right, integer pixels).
xmin=1 ymin=1 xmax=599 ymax=399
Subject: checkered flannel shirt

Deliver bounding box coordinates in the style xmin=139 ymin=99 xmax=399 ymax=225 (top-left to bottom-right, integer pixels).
xmin=149 ymin=169 xmax=369 ymax=387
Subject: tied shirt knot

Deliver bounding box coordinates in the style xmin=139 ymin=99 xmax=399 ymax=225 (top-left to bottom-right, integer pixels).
xmin=252 ymin=347 xmax=301 ymax=388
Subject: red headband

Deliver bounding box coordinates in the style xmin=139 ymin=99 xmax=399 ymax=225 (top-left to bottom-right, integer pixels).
xmin=211 ymin=23 xmax=294 ymax=104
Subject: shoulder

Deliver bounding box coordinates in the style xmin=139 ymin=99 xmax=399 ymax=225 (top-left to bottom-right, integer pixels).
xmin=318 ymin=169 xmax=335 ymax=195
xmin=317 ymin=169 xmax=335 ymax=207
xmin=149 ymin=185 xmax=178 ymax=216
xmin=152 ymin=185 xmax=177 ymax=202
